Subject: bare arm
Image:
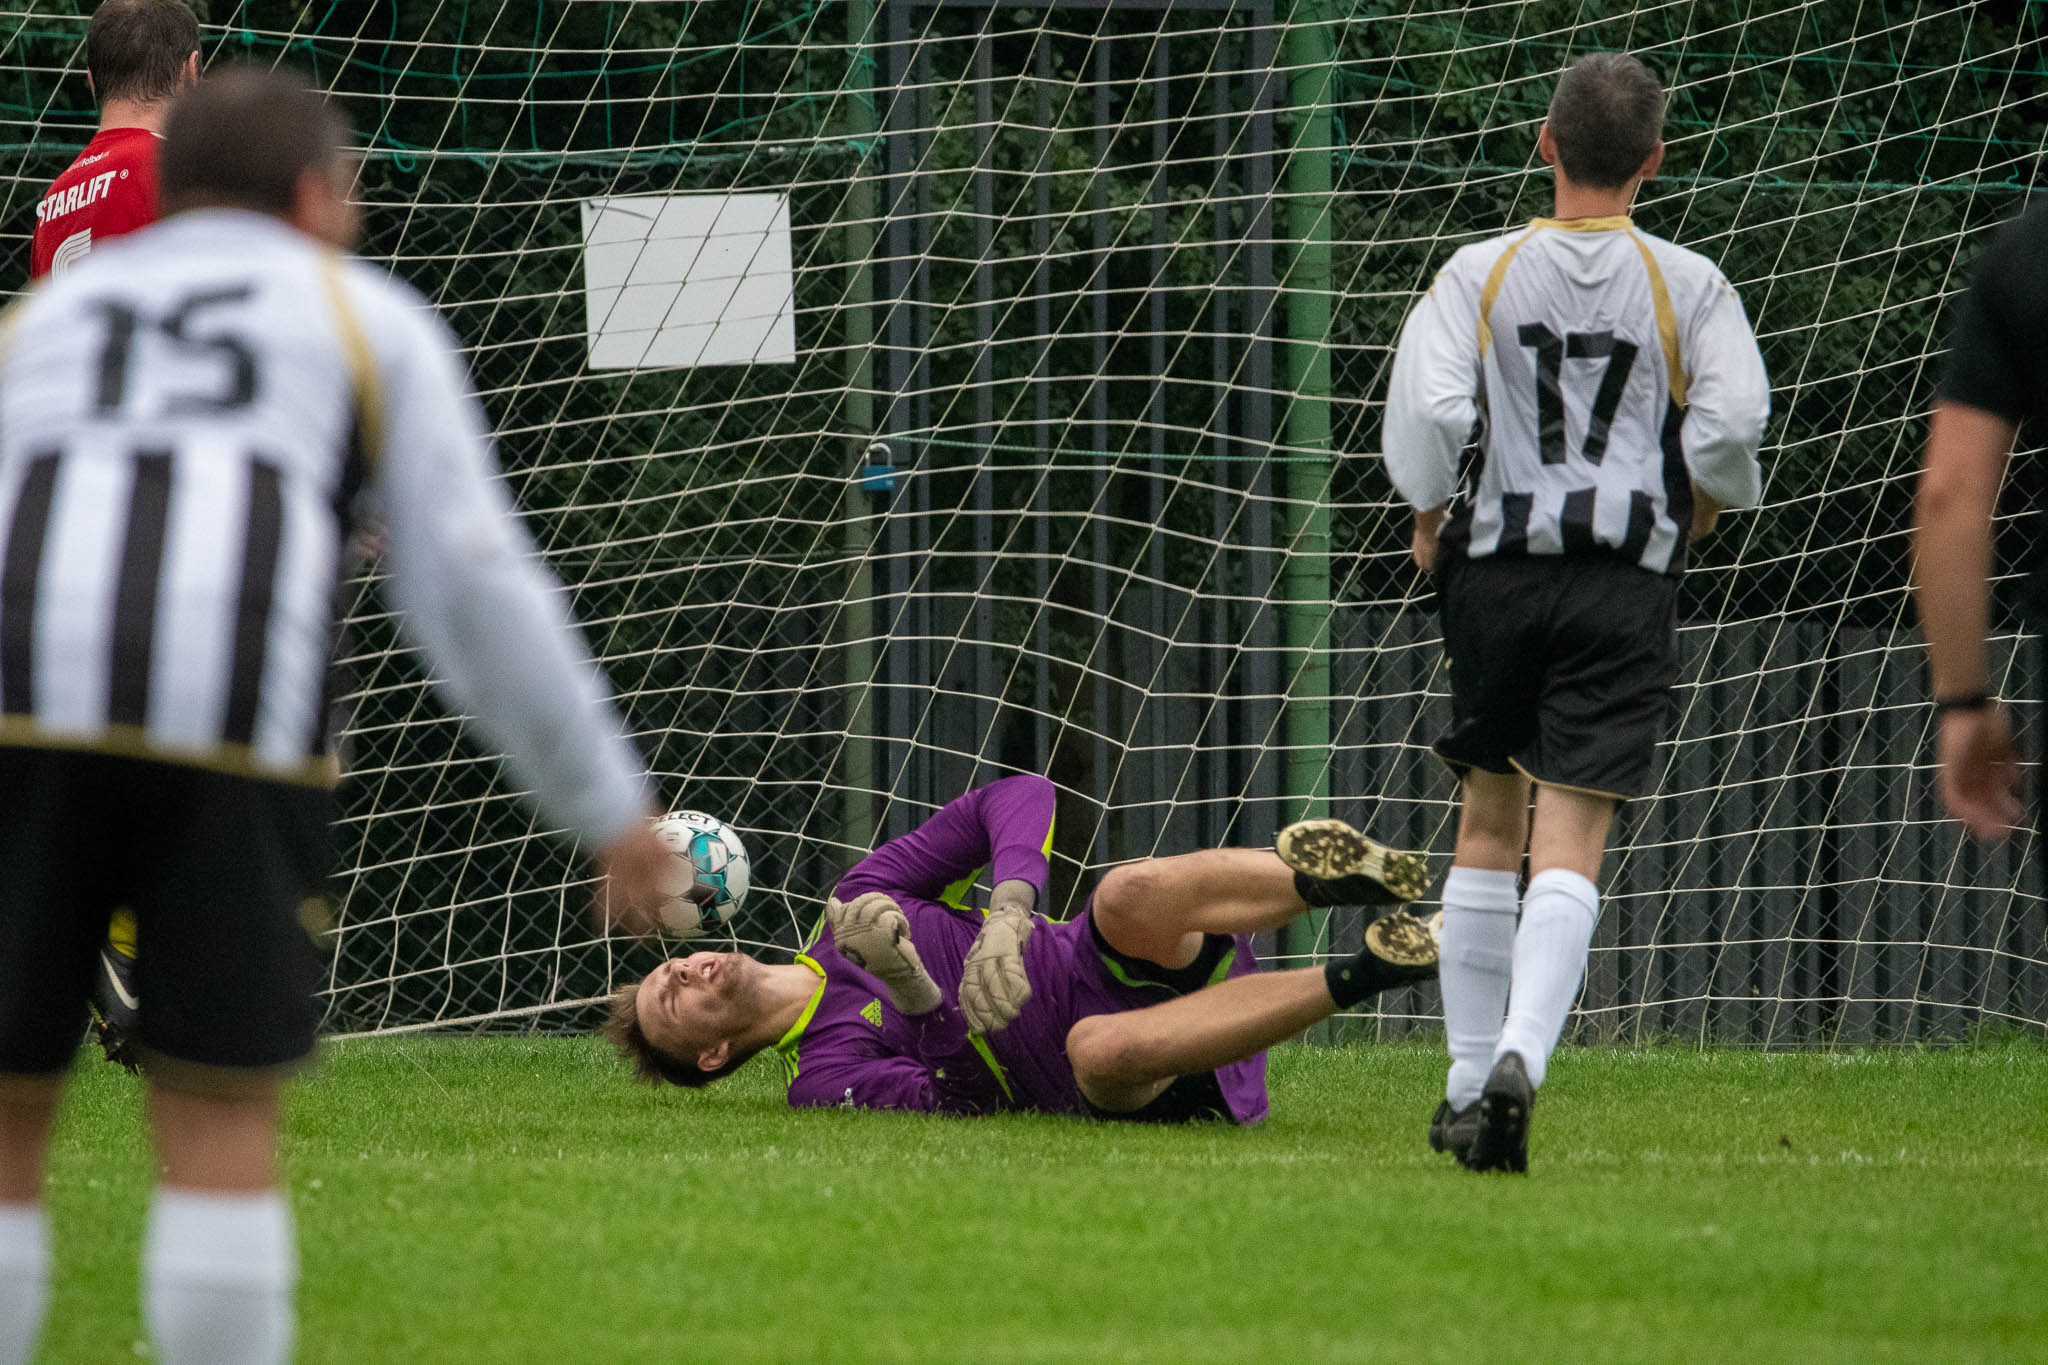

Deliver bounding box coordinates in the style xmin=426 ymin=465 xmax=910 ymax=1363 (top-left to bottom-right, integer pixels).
xmin=1916 ymin=402 xmax=2012 ymax=697
xmin=1412 ymin=504 xmax=1446 ymax=573
xmin=1913 ymin=400 xmax=2023 ymax=841
xmin=1690 ymin=488 xmax=1723 ymax=541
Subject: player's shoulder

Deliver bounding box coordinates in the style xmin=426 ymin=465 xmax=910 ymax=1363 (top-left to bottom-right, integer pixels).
xmin=782 ymin=980 xmax=900 ymax=1106
xmin=1422 ymin=231 xmax=1524 ymax=306
xmin=331 ymin=256 xmax=430 ymax=326
xmin=1625 ymin=224 xmax=1754 ymax=329
xmin=69 ymin=207 xmax=298 ymax=272
xmin=1970 ymin=198 xmax=2048 ymax=279
xmin=1441 ymin=228 xmax=1529 ymax=280
xmin=330 ymin=258 xmax=462 ymax=363
xmin=1625 ymin=225 xmax=1735 ymax=293
xmin=38 ymin=128 xmax=159 ymax=204
xmin=45 ymin=127 xmax=144 ymax=177
xmin=97 ymin=126 xmax=162 ymax=168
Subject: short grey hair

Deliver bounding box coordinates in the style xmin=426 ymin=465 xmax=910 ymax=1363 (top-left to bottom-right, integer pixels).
xmin=1546 ymin=53 xmax=1667 ymax=190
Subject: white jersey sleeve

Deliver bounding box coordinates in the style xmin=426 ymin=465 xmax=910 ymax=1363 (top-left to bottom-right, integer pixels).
xmin=1383 ymin=250 xmax=1486 ymax=512
xmin=347 ymin=267 xmax=649 ymax=848
xmin=1677 ymin=271 xmax=1769 ymax=509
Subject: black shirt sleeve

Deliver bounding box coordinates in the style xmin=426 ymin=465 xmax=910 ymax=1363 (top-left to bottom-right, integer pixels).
xmin=1939 ymin=204 xmax=2048 ymax=426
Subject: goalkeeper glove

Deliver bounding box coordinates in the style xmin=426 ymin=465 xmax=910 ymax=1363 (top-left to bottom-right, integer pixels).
xmin=959 ymin=879 xmax=1037 ymax=1034
xmin=826 ymin=892 xmax=942 ymax=1015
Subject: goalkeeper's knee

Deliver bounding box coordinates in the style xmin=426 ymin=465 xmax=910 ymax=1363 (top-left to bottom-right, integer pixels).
xmin=1065 ymin=1016 xmax=1164 ymax=1093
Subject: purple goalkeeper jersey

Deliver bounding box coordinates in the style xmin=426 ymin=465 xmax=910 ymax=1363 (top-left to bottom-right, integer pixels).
xmin=774 ymin=775 xmax=1267 ymax=1123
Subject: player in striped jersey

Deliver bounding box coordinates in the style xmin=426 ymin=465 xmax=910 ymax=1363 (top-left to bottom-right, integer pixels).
xmin=1290 ymin=54 xmax=1769 ymax=1172
xmin=0 ymin=71 xmax=673 ymax=1365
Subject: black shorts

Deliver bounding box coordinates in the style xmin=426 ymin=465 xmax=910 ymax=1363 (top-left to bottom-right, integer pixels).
xmin=0 ymin=747 xmax=334 ymax=1075
xmin=1078 ymin=913 xmax=1237 ymax=1124
xmin=1082 ymin=1068 xmax=1234 ymax=1124
xmin=1432 ymin=554 xmax=1679 ymax=801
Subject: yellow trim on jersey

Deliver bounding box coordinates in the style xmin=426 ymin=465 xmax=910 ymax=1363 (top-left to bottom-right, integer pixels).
xmin=966 ymin=1032 xmax=1015 ymax=1105
xmin=770 ymin=954 xmax=829 ymax=1083
xmin=939 ymin=868 xmax=980 ymax=910
xmin=1624 ymin=229 xmax=1688 ymax=408
xmin=1476 ymin=225 xmax=1542 ymax=358
xmin=0 ymin=716 xmax=339 ymax=789
xmin=1529 ymin=215 xmax=1635 ymax=233
xmin=1429 ymin=748 xmax=1519 ymax=782
xmin=317 ymin=253 xmax=386 ymax=470
xmin=1507 ymin=757 xmax=1633 ymax=804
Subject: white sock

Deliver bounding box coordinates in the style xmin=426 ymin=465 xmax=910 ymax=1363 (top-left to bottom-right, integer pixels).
xmin=1438 ymin=866 xmax=1520 ymax=1109
xmin=144 ymin=1188 xmax=296 ymax=1365
xmin=0 ymin=1202 xmax=50 ymax=1365
xmin=1495 ymin=867 xmax=1601 ymax=1089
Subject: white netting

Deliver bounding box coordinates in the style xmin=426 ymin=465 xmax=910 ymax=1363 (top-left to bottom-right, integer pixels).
xmin=1 ymin=1 xmax=2041 ymax=1043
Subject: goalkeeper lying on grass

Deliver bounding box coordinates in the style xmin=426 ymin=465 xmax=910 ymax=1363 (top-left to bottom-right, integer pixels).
xmin=606 ymin=776 xmax=1436 ymax=1122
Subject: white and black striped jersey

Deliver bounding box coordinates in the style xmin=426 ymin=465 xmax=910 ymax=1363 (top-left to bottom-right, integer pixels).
xmin=0 ymin=209 xmax=648 ymax=846
xmin=1384 ymin=216 xmax=1770 ymax=576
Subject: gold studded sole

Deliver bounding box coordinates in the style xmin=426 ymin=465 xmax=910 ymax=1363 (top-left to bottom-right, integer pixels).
xmin=1276 ymin=818 xmax=1431 ymax=902
xmin=1364 ymin=909 xmax=1440 ymax=968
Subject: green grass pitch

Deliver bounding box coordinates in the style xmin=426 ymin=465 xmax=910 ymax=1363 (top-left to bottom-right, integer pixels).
xmin=30 ymin=1036 xmax=2048 ymax=1363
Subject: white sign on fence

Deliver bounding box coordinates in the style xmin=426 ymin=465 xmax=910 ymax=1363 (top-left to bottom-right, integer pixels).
xmin=579 ymin=192 xmax=797 ymax=371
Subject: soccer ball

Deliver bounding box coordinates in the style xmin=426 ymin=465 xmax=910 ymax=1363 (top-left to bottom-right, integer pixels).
xmin=651 ymin=810 xmax=751 ymax=937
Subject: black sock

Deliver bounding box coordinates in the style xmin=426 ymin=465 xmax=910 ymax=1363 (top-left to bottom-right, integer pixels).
xmin=1295 ymin=869 xmax=1342 ymax=909
xmin=1324 ymin=946 xmax=1388 ymax=1008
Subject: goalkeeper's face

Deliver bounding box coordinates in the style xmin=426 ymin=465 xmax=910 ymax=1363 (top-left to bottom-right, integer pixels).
xmin=634 ymin=952 xmax=763 ymax=1071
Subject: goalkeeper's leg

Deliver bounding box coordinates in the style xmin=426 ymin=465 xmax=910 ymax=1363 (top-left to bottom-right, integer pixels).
xmin=1066 ymin=915 xmax=1438 ymax=1114
xmin=1092 ymin=846 xmax=1415 ymax=971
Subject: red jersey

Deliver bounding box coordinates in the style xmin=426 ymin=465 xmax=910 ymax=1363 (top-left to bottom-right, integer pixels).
xmin=29 ymin=126 xmax=162 ymax=281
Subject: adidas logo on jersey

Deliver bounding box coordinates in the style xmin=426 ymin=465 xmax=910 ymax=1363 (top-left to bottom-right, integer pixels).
xmin=37 ymin=170 xmax=118 ymax=224
xmin=859 ymin=998 xmax=882 ymax=1028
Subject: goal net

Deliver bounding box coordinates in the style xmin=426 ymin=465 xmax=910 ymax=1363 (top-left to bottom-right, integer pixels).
xmin=2 ymin=1 xmax=2041 ymax=1046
